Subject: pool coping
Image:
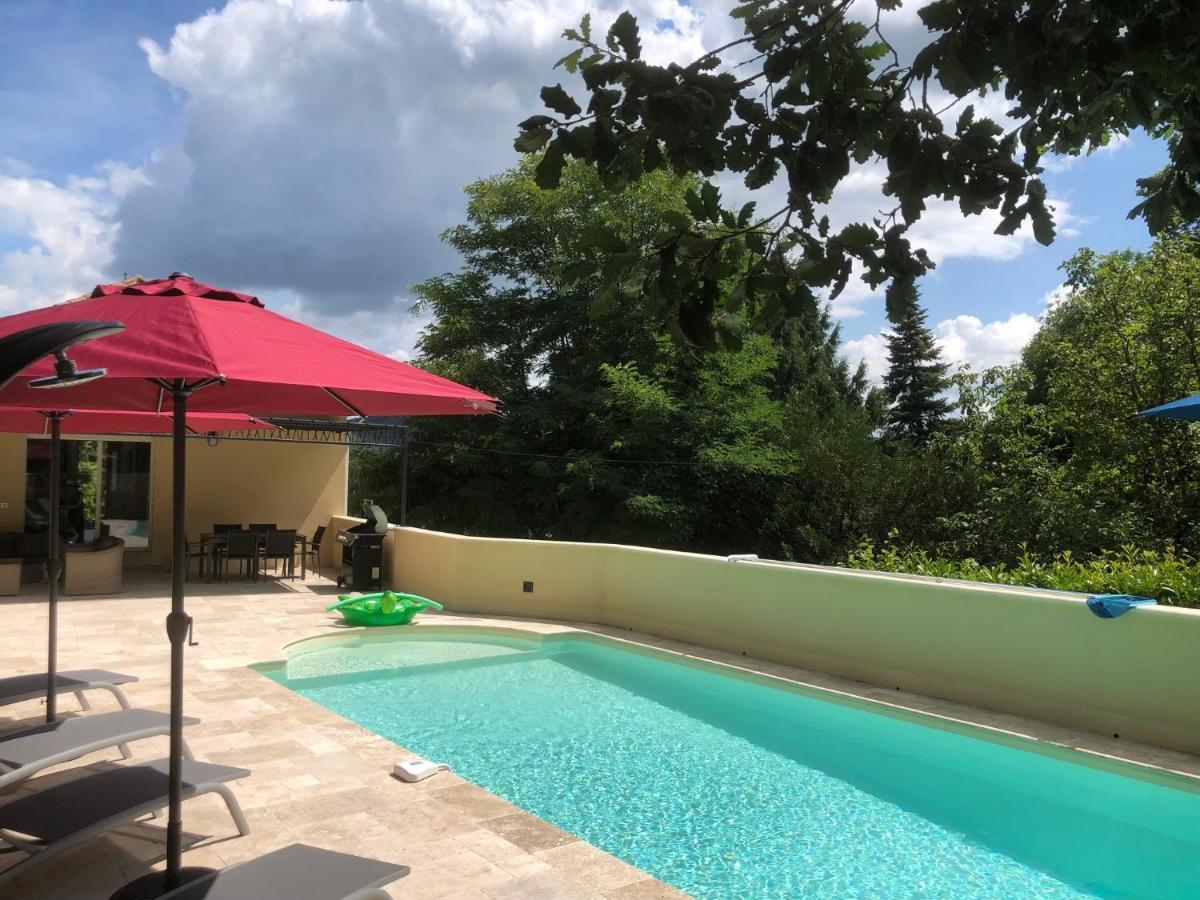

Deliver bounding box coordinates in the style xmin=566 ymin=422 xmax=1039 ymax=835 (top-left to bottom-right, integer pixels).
xmin=263 ymin=615 xmax=1200 ymax=796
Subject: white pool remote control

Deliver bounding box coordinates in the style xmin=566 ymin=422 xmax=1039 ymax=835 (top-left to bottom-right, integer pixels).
xmin=392 ymin=759 xmax=451 ymax=782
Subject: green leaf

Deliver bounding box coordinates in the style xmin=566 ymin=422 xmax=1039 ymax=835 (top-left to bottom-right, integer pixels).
xmin=661 ymin=209 xmax=692 ymax=231
xmin=514 ymin=127 xmax=552 ymax=153
xmin=517 ymin=115 xmax=555 ymax=131
xmin=607 ymin=12 xmax=641 ymax=60
xmin=582 ymin=225 xmax=627 ymax=252
xmin=701 ymin=181 xmax=720 ymax=221
xmin=919 ymin=1 xmax=959 ymax=30
xmin=838 ymin=223 xmax=876 ymax=250
xmin=540 ymin=84 xmax=582 ymax=118
xmin=556 ymin=47 xmax=585 ymax=74
xmin=684 ymin=188 xmax=706 ymax=220
xmin=534 ymin=141 xmax=566 ymax=189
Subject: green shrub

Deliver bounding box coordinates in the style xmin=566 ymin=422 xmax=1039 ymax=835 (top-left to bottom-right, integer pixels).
xmin=842 ymin=540 xmax=1200 ymax=607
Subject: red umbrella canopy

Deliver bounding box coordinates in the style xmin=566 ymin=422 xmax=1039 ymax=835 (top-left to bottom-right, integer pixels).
xmin=0 ymin=274 xmax=498 ymax=417
xmin=0 ymin=407 xmax=274 ymax=436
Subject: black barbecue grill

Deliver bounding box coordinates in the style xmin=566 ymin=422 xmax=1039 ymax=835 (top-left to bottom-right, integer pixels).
xmin=336 ymin=500 xmax=388 ymax=591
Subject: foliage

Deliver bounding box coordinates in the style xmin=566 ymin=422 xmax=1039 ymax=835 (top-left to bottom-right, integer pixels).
xmin=882 ymin=281 xmax=953 ymax=443
xmin=353 ymin=170 xmax=1200 ymax=593
xmin=352 ymin=158 xmax=881 ymax=555
xmin=844 ymin=539 xmax=1200 ymax=607
xmin=917 ymin=232 xmax=1200 ymax=561
xmin=517 ymin=3 xmax=1200 ymax=346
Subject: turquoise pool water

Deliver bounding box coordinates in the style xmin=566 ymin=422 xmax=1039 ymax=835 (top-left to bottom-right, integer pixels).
xmin=261 ymin=632 xmax=1200 ymax=898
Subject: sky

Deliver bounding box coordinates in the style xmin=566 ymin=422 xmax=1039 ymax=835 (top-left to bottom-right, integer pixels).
xmin=0 ymin=0 xmax=1168 ymax=382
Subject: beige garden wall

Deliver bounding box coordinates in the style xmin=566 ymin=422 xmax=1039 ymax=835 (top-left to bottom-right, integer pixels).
xmin=381 ymin=525 xmax=1200 ymax=755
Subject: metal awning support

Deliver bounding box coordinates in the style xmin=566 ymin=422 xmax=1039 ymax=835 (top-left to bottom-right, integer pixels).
xmin=186 ymin=418 xmax=410 ymax=449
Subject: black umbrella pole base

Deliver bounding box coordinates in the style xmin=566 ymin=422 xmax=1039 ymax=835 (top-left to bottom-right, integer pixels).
xmin=109 ymin=866 xmax=217 ymax=899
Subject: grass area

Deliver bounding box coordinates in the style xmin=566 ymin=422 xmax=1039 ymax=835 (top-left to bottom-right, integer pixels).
xmin=842 ymin=542 xmax=1200 ymax=607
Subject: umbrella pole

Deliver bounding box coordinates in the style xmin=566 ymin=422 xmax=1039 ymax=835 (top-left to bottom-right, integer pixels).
xmin=44 ymin=413 xmax=63 ymax=722
xmin=108 ymin=386 xmax=213 ymax=899
xmin=164 ymin=386 xmax=190 ymax=889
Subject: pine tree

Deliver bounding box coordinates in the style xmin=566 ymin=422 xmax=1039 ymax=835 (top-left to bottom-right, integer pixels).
xmin=883 ymin=282 xmax=954 ymax=444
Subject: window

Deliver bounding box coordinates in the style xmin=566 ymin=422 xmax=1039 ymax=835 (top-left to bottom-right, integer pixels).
xmin=25 ymin=438 xmax=152 ymax=548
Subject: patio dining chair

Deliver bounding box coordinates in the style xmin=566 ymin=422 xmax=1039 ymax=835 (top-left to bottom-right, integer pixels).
xmin=259 ymin=529 xmax=297 ymax=580
xmin=180 ymin=540 xmax=204 ymax=580
xmin=249 ymin=522 xmax=277 ymax=533
xmin=301 ymin=525 xmax=325 ymax=578
xmin=213 ymin=523 xmax=241 ymax=534
xmin=219 ymin=530 xmax=259 ymax=581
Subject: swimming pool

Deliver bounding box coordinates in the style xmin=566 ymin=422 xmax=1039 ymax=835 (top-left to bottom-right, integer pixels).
xmin=259 ymin=629 xmax=1200 ymax=898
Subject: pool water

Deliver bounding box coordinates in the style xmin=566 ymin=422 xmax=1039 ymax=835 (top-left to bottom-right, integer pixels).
xmin=261 ymin=633 xmax=1200 ymax=898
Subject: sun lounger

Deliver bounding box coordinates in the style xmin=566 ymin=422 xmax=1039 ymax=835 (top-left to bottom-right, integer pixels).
xmin=0 ymin=669 xmax=136 ymax=713
xmin=0 ymin=757 xmax=250 ymax=887
xmin=157 ymin=843 xmax=409 ymax=900
xmin=0 ymin=709 xmax=197 ymax=790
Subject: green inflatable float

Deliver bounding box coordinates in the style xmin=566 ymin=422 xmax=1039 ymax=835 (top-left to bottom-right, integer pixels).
xmin=326 ymin=590 xmax=444 ymax=626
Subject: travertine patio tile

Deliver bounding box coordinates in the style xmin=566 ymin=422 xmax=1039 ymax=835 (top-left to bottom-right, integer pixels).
xmin=481 ymin=812 xmax=579 ymax=853
xmin=483 ymin=869 xmax=604 ymax=900
xmin=389 ymin=848 xmax=513 ymax=899
xmin=535 ymin=841 xmax=646 ymax=892
xmin=431 ymin=782 xmax=523 ymax=821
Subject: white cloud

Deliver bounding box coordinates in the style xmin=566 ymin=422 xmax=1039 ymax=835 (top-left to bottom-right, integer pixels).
xmin=843 ymin=331 xmax=890 ymax=384
xmin=934 ymin=312 xmax=1040 ymax=371
xmin=0 ymin=166 xmax=133 ymax=315
xmin=1041 ymin=282 xmax=1073 ymax=311
xmin=107 ymin=0 xmax=739 ymax=325
xmin=845 ymin=310 xmax=1041 ymax=385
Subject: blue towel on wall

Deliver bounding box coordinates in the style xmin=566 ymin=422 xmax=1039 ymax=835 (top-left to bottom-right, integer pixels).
xmin=1085 ymin=594 xmax=1157 ymax=619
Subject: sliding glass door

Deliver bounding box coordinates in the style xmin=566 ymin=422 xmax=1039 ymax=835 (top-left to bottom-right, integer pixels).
xmin=99 ymin=441 xmax=151 ymax=547
xmin=25 ymin=438 xmax=152 ymax=548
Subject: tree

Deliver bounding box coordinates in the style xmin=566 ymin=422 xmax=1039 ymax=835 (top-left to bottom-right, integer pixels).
xmin=932 ymin=231 xmax=1200 ymax=561
xmin=516 ymin=3 xmax=1200 ymax=347
xmin=351 ymin=158 xmax=883 ymax=556
xmin=882 ymin=282 xmax=952 ymax=443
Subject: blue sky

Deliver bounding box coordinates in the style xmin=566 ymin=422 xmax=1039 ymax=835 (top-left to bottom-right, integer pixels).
xmin=0 ymin=0 xmax=1172 ymax=375
xmin=913 ymin=132 xmax=1165 ymax=330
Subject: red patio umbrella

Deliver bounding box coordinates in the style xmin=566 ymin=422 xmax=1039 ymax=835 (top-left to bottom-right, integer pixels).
xmin=0 ymin=274 xmax=496 ymax=896
xmin=0 ymin=408 xmax=276 ymax=723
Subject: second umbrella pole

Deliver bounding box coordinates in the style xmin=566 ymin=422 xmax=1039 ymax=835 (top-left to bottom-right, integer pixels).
xmin=44 ymin=412 xmax=64 ymax=722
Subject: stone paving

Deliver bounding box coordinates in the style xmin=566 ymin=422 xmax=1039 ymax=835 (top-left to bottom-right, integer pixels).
xmin=2 ymin=570 xmax=1198 ymax=899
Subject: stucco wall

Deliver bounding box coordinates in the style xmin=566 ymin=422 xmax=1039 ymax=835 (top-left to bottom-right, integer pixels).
xmin=381 ymin=526 xmax=1200 ymax=755
xmin=0 ymin=434 xmax=26 ymax=531
xmin=0 ymin=431 xmax=347 ymax=568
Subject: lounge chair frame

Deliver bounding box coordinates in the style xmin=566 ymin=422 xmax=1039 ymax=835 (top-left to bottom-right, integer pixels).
xmin=0 ymin=669 xmax=136 ymax=714
xmin=0 ymin=758 xmax=250 ymax=887
xmin=0 ymin=709 xmax=196 ymax=791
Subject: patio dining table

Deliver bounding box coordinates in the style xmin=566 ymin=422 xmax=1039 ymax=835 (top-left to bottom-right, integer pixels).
xmin=199 ymin=531 xmax=309 ymax=581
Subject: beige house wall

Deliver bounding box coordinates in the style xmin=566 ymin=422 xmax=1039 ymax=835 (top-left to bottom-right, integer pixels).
xmin=0 ymin=434 xmax=26 ymax=531
xmin=380 ymin=525 xmax=1200 ymax=756
xmin=0 ymin=432 xmax=348 ymax=568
